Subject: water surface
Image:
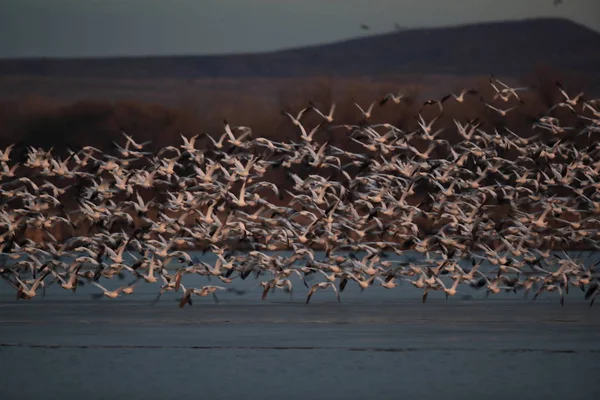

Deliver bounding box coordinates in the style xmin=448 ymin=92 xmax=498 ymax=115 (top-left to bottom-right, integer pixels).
xmin=1 ymin=254 xmax=599 ymax=400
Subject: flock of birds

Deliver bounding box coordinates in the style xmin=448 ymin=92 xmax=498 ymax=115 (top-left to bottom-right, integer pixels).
xmin=1 ymin=76 xmax=600 ymax=308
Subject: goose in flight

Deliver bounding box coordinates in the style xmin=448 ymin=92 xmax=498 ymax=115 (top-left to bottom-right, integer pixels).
xmin=533 ymin=283 xmax=565 ymax=306
xmin=489 ymin=75 xmax=528 ymax=102
xmin=122 ymin=132 xmax=151 ymax=150
xmin=3 ymin=269 xmax=50 ymax=300
xmin=306 ymin=282 xmax=340 ymax=304
xmin=309 ymin=102 xmax=336 ymax=123
xmin=90 ymin=281 xmax=128 ymax=299
xmin=441 ymin=89 xmax=479 ymax=103
xmin=353 ymin=101 xmax=375 ymax=120
xmin=180 ymin=134 xmax=200 ymax=153
xmin=482 ymin=100 xmax=520 ymax=117
xmin=435 ymin=277 xmax=461 ymax=299
xmin=380 ymin=93 xmax=405 ymax=106
xmin=283 ymin=107 xmax=311 ymax=126
xmin=179 ymin=285 xmax=227 ymax=307
xmin=0 ymin=144 xmax=15 ymax=163
xmin=555 ymin=81 xmax=581 ymax=101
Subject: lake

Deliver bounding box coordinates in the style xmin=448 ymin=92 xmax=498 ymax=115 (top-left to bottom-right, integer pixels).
xmin=1 ymin=252 xmax=599 ymax=400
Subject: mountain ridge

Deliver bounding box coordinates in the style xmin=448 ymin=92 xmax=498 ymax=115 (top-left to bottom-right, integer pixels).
xmin=0 ymin=18 xmax=598 ymax=83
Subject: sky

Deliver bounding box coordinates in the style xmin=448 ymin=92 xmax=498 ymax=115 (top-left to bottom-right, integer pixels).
xmin=0 ymin=0 xmax=598 ymax=59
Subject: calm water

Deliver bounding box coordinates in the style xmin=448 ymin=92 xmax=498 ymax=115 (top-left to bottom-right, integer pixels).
xmin=1 ymin=252 xmax=599 ymax=400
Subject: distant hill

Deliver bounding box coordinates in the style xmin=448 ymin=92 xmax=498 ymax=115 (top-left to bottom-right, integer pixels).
xmin=0 ymin=18 xmax=598 ymax=83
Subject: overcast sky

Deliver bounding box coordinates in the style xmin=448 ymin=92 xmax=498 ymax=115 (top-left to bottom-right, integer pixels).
xmin=1 ymin=0 xmax=598 ymax=58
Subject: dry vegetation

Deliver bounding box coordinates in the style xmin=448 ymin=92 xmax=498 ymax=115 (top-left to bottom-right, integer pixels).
xmin=0 ymin=66 xmax=583 ymax=155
